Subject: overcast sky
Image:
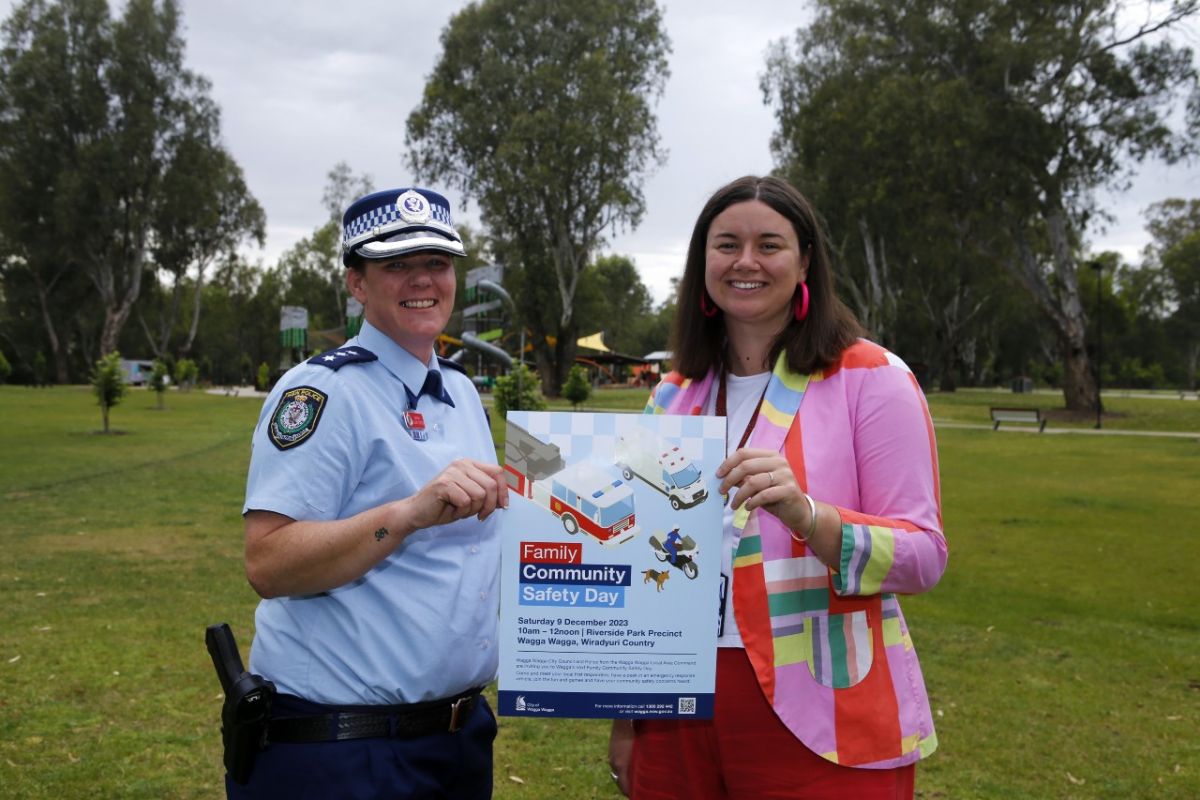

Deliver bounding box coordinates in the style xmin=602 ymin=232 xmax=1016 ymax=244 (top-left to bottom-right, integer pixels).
xmin=6 ymin=0 xmax=1199 ymax=304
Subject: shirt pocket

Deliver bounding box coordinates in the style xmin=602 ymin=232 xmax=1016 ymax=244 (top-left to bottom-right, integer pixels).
xmin=806 ymin=610 xmax=874 ymax=689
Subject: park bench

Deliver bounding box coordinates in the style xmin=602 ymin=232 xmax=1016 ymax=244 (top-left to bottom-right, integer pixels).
xmin=990 ymin=406 xmax=1047 ymax=432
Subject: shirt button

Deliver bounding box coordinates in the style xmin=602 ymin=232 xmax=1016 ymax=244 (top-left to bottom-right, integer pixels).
xmin=469 ymin=546 xmax=479 ymax=554
xmin=479 ymin=591 xmax=487 ymax=600
xmin=479 ymin=640 xmax=489 ymax=649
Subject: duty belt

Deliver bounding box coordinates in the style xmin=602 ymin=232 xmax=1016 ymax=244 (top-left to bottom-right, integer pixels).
xmin=266 ymin=688 xmax=482 ymax=743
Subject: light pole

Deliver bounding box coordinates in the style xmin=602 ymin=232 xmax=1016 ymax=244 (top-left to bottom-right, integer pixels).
xmin=1090 ymin=260 xmax=1104 ymax=430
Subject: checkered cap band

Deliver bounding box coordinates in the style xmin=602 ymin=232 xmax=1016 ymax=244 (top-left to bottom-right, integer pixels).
xmin=341 ymin=188 xmax=457 ymax=251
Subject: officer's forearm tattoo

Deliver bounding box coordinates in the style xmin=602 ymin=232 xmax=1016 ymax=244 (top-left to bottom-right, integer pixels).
xmin=374 ymin=527 xmax=389 ymax=542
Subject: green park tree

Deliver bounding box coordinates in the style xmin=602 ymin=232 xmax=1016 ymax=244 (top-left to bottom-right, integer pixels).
xmin=574 ymin=255 xmax=655 ymax=356
xmin=1143 ymin=199 xmax=1200 ymax=390
xmin=407 ymin=0 xmax=670 ymax=396
xmin=140 ymin=127 xmax=265 ymax=360
xmin=256 ymin=361 xmax=269 ymax=392
xmin=149 ymin=359 xmax=168 ymax=409
xmin=0 ymin=0 xmax=260 ymax=371
xmin=0 ymin=348 xmax=10 ymax=383
xmin=562 ymin=363 xmax=591 ymax=409
xmin=91 ymin=349 xmax=126 ymax=433
xmin=763 ymin=0 xmax=1199 ymax=408
xmin=173 ymin=357 xmax=197 ymax=391
xmin=317 ymin=161 xmax=374 ymax=331
xmin=494 ymin=362 xmax=547 ymax=416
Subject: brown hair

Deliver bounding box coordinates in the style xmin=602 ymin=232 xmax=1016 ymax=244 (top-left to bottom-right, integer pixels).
xmin=670 ymin=175 xmax=864 ymax=379
xmin=344 ymin=252 xmax=367 ymax=273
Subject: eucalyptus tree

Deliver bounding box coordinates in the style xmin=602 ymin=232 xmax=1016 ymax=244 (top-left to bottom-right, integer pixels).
xmin=318 ymin=161 xmax=373 ymax=329
xmin=144 ymin=118 xmax=265 ymax=359
xmin=573 ymin=254 xmax=654 ymax=356
xmin=0 ymin=0 xmax=108 ymax=381
xmin=764 ymin=0 xmax=1198 ymax=407
xmin=406 ymin=0 xmax=670 ymax=394
xmin=0 ymin=0 xmax=258 ymax=366
xmin=1143 ymin=199 xmax=1200 ymax=389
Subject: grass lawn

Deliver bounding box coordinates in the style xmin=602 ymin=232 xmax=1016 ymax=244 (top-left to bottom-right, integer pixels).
xmin=1 ymin=385 xmax=1197 ymax=798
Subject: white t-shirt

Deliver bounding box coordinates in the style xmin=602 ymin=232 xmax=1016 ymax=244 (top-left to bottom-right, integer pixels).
xmin=704 ymin=370 xmax=771 ymax=648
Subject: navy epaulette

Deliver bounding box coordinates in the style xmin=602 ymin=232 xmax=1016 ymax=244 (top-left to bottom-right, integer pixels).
xmin=437 ymin=356 xmax=467 ymax=376
xmin=309 ymin=347 xmax=378 ymax=370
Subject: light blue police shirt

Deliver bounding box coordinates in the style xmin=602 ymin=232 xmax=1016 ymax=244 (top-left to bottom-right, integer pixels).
xmin=243 ymin=320 xmax=500 ymax=705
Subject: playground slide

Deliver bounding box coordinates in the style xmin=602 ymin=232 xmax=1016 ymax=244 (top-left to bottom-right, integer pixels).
xmin=448 ymin=331 xmax=513 ymax=367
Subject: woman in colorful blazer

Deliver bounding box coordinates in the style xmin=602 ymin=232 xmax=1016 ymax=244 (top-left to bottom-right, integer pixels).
xmin=607 ymin=176 xmax=946 ymax=799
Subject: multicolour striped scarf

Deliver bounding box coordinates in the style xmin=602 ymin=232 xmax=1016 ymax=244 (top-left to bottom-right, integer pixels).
xmin=648 ymin=352 xmax=823 ymax=703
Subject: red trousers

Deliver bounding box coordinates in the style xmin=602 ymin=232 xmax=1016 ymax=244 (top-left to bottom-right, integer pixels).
xmin=629 ymin=648 xmax=915 ymax=800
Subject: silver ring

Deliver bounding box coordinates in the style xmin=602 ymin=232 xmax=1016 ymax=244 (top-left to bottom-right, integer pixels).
xmin=768 ymin=470 xmax=776 ymax=487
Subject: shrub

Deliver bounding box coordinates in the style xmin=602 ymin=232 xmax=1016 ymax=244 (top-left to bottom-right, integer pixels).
xmin=0 ymin=349 xmax=11 ymax=384
xmin=91 ymin=351 xmax=128 ymax=433
xmin=562 ymin=364 xmax=591 ymax=409
xmin=174 ymin=358 xmax=199 ymax=391
xmin=256 ymin=362 xmax=270 ymax=392
xmin=150 ymin=360 xmax=169 ymax=409
xmin=494 ymin=362 xmax=547 ymax=416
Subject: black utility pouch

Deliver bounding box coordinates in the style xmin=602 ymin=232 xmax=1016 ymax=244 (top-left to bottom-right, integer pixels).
xmin=206 ymin=623 xmax=275 ymax=785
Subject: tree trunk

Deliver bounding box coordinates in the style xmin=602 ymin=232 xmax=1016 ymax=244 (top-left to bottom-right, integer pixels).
xmin=550 ymin=324 xmax=577 ymax=398
xmin=938 ymin=343 xmax=958 ymax=392
xmin=91 ymin=231 xmax=148 ymax=356
xmin=1060 ymin=330 xmax=1097 ymax=413
xmin=836 ymin=218 xmax=899 ymax=344
xmin=1006 ymin=208 xmax=1096 ymax=411
xmin=535 ymin=345 xmax=555 ymax=397
xmin=31 ymin=266 xmax=70 ymax=384
xmin=1185 ymin=340 xmax=1198 ymax=392
xmin=181 ymin=260 xmax=212 ymax=355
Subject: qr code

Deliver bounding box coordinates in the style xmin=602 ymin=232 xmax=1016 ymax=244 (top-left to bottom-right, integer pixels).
xmin=678 ymin=697 xmax=697 ymax=715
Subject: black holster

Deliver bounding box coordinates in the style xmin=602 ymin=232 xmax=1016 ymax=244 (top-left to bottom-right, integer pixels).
xmin=206 ymin=623 xmax=275 ymax=785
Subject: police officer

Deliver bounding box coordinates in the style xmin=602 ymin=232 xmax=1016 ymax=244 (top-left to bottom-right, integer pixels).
xmin=232 ymin=187 xmax=508 ymax=799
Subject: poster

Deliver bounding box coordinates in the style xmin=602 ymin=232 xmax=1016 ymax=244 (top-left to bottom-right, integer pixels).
xmin=498 ymin=411 xmax=725 ymax=719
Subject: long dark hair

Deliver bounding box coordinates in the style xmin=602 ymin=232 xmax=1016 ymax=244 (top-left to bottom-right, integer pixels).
xmin=670 ymin=175 xmax=863 ymax=379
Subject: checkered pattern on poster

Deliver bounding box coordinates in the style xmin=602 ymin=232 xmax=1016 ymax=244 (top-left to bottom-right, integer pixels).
xmin=512 ymin=411 xmax=726 ymax=471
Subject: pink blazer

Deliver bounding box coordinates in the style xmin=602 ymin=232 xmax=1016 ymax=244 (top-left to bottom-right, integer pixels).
xmin=648 ymin=340 xmax=946 ymax=768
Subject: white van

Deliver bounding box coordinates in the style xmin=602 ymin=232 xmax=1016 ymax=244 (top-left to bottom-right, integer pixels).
xmin=615 ymin=435 xmax=709 ymax=510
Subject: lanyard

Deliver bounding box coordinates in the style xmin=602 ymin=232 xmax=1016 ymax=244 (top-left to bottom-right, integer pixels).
xmin=716 ymin=370 xmax=770 ymax=454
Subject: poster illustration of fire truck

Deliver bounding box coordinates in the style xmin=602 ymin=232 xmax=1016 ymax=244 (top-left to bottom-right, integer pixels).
xmin=499 ymin=411 xmax=725 ymax=720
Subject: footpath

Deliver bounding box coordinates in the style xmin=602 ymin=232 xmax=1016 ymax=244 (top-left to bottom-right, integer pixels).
xmin=930 ymin=420 xmax=1199 ymax=440
xmin=204 ymin=385 xmax=268 ymax=399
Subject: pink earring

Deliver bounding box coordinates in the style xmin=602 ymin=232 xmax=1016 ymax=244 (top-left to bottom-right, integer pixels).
xmin=700 ymin=291 xmax=720 ymax=318
xmin=794 ymin=282 xmax=810 ymax=321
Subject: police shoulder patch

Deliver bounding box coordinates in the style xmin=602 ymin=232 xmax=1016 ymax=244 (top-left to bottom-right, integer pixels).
xmin=308 ymin=347 xmax=378 ymax=370
xmin=268 ymin=385 xmax=328 ymax=451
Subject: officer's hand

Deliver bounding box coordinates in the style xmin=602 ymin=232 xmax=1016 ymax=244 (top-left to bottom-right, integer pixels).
xmin=406 ymin=459 xmax=509 ymax=530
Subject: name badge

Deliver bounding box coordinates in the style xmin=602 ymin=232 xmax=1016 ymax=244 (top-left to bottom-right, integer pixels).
xmin=402 ymin=410 xmax=428 ymax=441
